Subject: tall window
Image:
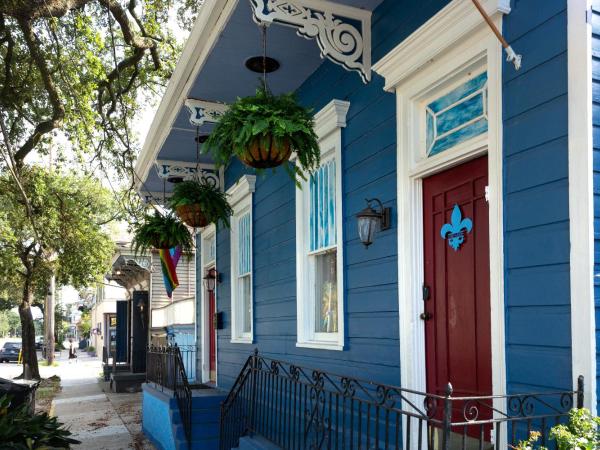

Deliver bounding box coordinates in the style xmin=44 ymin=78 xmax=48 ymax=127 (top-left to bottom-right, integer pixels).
xmin=237 ymin=213 xmax=252 ymax=334
xmin=229 ymin=175 xmax=255 ymax=343
xmin=310 ymin=160 xmax=338 ymax=335
xmin=296 ymin=100 xmax=349 ymax=350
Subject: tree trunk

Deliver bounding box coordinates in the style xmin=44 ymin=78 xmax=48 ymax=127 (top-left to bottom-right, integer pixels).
xmin=45 ymin=274 xmax=55 ymax=365
xmin=19 ymin=277 xmax=40 ymax=380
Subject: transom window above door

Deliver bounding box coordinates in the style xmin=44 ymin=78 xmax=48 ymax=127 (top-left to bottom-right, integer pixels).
xmin=425 ymin=71 xmax=488 ymax=157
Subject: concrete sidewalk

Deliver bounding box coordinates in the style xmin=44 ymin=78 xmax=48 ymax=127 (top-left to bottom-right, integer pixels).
xmin=50 ymin=355 xmax=155 ymax=449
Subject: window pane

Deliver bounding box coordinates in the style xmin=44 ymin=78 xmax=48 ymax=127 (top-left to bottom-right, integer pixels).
xmin=238 ymin=213 xmax=251 ymax=275
xmin=240 ymin=275 xmax=251 ymax=334
xmin=309 ymin=160 xmax=336 ymax=252
xmin=314 ymin=250 xmax=338 ymax=333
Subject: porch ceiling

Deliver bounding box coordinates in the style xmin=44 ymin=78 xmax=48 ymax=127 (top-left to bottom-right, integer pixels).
xmin=139 ymin=0 xmax=383 ymax=195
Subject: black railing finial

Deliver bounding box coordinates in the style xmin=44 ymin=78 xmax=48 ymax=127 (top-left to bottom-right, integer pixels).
xmin=577 ymin=375 xmax=585 ymax=409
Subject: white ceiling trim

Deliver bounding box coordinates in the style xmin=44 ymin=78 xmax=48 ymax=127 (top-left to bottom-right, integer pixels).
xmin=184 ymin=99 xmax=229 ymax=126
xmin=251 ymin=0 xmax=372 ymax=82
xmin=134 ymin=0 xmax=240 ymax=190
xmin=154 ymin=159 xmax=220 ymax=187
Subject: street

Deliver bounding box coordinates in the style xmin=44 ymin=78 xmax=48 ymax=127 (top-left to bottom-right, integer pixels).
xmin=0 ymin=343 xmax=155 ymax=450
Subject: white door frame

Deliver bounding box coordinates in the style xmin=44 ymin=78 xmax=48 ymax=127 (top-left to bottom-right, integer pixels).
xmin=373 ymin=2 xmax=507 ymax=445
xmin=567 ymin=0 xmax=596 ymax=410
xmin=199 ymin=224 xmax=217 ymax=384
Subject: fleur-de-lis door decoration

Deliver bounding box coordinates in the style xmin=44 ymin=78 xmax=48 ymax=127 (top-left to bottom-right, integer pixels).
xmin=440 ymin=204 xmax=473 ymax=251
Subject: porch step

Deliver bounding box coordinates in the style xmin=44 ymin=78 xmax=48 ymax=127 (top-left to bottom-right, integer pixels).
xmin=176 ymin=436 xmax=218 ymax=450
xmin=174 ymin=420 xmax=219 ymax=441
xmin=171 ymin=407 xmax=223 ymax=425
xmin=110 ymin=372 xmax=145 ymax=393
xmin=234 ymin=435 xmax=281 ymax=450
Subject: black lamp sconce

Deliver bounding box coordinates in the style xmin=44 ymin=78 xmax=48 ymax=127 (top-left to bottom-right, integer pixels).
xmin=203 ymin=267 xmax=222 ymax=293
xmin=356 ymin=198 xmax=391 ymax=248
xmin=136 ymin=297 xmax=147 ymax=328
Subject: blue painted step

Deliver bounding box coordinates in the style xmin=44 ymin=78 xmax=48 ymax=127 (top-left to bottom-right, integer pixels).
xmin=234 ymin=435 xmax=281 ymax=450
xmin=172 ymin=389 xmax=227 ymax=450
xmin=176 ymin=436 xmax=219 ymax=450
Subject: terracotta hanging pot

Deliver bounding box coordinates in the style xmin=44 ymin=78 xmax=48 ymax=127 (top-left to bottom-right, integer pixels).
xmin=239 ymin=134 xmax=292 ymax=169
xmin=175 ymin=204 xmax=210 ymax=228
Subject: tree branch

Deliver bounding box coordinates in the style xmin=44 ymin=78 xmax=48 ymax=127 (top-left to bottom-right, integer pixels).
xmin=13 ymin=18 xmax=64 ymax=165
xmin=98 ymin=0 xmax=154 ymax=49
xmin=0 ymin=0 xmax=90 ymax=20
xmin=0 ymin=14 xmax=15 ymax=102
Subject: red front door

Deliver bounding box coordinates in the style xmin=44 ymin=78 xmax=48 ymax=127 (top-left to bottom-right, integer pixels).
xmin=208 ymin=289 xmax=216 ymax=382
xmin=423 ymin=156 xmax=492 ymax=404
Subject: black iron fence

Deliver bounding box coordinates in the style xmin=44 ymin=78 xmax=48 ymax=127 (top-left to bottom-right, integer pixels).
xmin=220 ymin=352 xmax=583 ymax=450
xmin=146 ymin=345 xmax=193 ymax=449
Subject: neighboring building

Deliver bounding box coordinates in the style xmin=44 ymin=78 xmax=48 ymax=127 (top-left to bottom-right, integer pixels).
xmin=134 ymin=0 xmax=597 ymax=449
xmin=104 ymin=241 xmax=197 ymax=392
xmin=90 ymin=281 xmax=124 ymax=355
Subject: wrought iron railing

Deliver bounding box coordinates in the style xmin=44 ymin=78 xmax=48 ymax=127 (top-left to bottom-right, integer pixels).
xmin=146 ymin=345 xmax=193 ymax=449
xmin=219 ymin=351 xmax=584 ymax=450
xmin=174 ymin=346 xmax=193 ymax=449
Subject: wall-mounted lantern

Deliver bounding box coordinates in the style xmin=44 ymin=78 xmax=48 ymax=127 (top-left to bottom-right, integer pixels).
xmin=356 ymin=198 xmax=391 ymax=248
xmin=203 ymin=268 xmax=221 ymax=293
xmin=136 ymin=297 xmax=147 ymax=329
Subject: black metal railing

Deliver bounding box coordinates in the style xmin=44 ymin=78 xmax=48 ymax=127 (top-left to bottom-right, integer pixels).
xmin=220 ymin=351 xmax=584 ymax=450
xmin=174 ymin=346 xmax=193 ymax=449
xmin=146 ymin=345 xmax=193 ymax=449
xmin=147 ymin=345 xmax=177 ymax=390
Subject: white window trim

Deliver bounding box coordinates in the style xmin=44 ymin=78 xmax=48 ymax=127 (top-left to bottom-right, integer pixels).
xmin=296 ymin=99 xmax=349 ymax=351
xmin=228 ymin=175 xmax=256 ymax=344
xmin=567 ymin=0 xmax=596 ymax=410
xmin=374 ymin=0 xmax=508 ymax=445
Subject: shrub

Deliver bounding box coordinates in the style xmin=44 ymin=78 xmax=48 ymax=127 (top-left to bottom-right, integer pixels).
xmin=512 ymin=408 xmax=600 ymax=450
xmin=0 ymin=395 xmax=79 ymax=449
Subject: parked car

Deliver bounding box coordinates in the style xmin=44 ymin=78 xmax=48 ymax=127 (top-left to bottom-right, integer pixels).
xmin=35 ymin=336 xmax=44 ymax=350
xmin=0 ymin=341 xmax=22 ymax=363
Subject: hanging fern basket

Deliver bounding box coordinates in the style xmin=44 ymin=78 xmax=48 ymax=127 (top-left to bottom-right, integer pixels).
xmin=175 ymin=204 xmax=210 ymax=228
xmin=239 ymin=135 xmax=292 ymax=169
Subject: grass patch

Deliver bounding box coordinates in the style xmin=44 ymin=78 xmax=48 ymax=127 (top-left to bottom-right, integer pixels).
xmin=35 ymin=375 xmax=61 ymax=414
xmin=39 ymin=360 xmax=59 ymax=367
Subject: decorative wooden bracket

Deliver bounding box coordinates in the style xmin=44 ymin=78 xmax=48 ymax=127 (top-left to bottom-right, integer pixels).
xmin=250 ymin=0 xmax=372 ymax=83
xmin=154 ymin=160 xmax=220 ymax=188
xmin=184 ymin=99 xmax=228 ymax=126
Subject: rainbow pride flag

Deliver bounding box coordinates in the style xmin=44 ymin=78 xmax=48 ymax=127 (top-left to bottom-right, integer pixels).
xmin=159 ymin=246 xmax=182 ymax=299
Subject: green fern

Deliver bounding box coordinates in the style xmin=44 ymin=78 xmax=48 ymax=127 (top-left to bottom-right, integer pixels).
xmin=131 ymin=212 xmax=193 ymax=255
xmin=169 ymin=180 xmax=233 ymax=228
xmin=204 ymin=86 xmax=320 ymax=182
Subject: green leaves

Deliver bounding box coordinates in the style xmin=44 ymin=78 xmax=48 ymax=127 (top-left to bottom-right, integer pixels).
xmin=511 ymin=409 xmax=600 ymax=450
xmin=550 ymin=408 xmax=600 ymax=450
xmin=169 ymin=180 xmax=233 ymax=228
xmin=0 ymin=395 xmax=80 ymax=449
xmin=204 ymin=86 xmax=321 ymax=181
xmin=0 ymin=167 xmax=115 ymax=291
xmin=131 ymin=212 xmax=193 ymax=256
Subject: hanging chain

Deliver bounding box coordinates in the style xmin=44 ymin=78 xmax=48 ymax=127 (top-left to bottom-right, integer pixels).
xmin=262 ymin=24 xmax=268 ymax=91
xmin=195 ymin=125 xmax=201 ymax=184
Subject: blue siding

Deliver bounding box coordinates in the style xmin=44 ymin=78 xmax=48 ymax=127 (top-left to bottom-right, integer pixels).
xmin=503 ymin=0 xmax=572 ymax=393
xmin=211 ymin=0 xmax=453 ymax=389
xmin=593 ymin=0 xmax=600 ymax=414
xmin=207 ymin=0 xmax=576 ymax=402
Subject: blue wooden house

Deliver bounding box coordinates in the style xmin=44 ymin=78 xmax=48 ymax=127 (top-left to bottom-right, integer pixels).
xmin=135 ymin=0 xmax=599 ymax=448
